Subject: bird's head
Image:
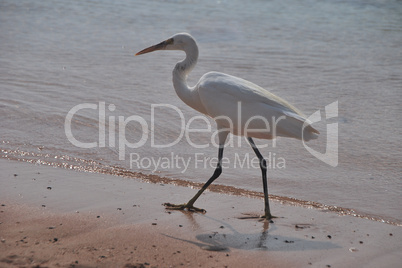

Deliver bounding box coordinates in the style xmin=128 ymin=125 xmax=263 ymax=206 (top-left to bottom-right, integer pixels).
xmin=135 ymin=33 xmax=195 ymax=56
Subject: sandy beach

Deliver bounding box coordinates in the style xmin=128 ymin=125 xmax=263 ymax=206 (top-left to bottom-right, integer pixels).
xmin=0 ymin=158 xmax=400 ymax=268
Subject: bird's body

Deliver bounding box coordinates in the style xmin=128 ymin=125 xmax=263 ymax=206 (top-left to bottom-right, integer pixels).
xmin=194 ymin=71 xmax=318 ymax=140
xmin=136 ymin=33 xmax=319 ymax=220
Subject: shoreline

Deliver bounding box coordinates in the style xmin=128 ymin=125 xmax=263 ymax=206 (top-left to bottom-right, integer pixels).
xmin=2 ymin=151 xmax=399 ymax=227
xmin=0 ymin=158 xmax=401 ymax=267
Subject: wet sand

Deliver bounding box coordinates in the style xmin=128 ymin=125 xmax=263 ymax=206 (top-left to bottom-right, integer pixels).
xmin=0 ymin=159 xmax=400 ymax=267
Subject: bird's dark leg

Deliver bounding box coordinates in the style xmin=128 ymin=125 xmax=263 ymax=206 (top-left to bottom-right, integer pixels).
xmin=247 ymin=137 xmax=275 ymax=220
xmin=165 ymin=130 xmax=228 ymax=213
xmin=164 ymin=146 xmax=224 ymax=213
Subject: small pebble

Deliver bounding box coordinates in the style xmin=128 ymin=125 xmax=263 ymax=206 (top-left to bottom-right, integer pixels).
xmin=327 ymin=235 xmax=332 ymax=239
xmin=349 ymin=247 xmax=358 ymax=252
xmin=47 ymin=186 xmax=52 ymax=190
xmin=152 ymin=223 xmax=157 ymax=225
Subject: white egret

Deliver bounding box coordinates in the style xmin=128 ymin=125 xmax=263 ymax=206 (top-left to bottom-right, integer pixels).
xmin=135 ymin=33 xmax=319 ymax=220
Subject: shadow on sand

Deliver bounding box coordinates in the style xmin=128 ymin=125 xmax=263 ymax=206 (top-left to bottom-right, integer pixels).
xmin=164 ymin=212 xmax=340 ymax=252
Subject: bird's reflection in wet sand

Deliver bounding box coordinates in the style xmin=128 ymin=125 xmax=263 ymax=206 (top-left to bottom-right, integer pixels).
xmin=164 ymin=212 xmax=274 ymax=251
xmin=257 ymin=220 xmax=270 ymax=249
xmin=164 ymin=211 xmax=339 ymax=251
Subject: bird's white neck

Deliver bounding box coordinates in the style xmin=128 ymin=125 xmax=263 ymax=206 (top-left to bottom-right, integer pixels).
xmin=172 ymin=43 xmax=200 ymax=111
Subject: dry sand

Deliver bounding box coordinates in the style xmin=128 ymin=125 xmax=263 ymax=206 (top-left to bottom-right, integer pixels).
xmin=0 ymin=159 xmax=400 ymax=267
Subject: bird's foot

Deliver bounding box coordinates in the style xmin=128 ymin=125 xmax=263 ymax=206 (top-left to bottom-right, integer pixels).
xmin=238 ymin=213 xmax=277 ymax=223
xmin=258 ymin=214 xmax=277 ymax=223
xmin=163 ymin=202 xmax=206 ymax=213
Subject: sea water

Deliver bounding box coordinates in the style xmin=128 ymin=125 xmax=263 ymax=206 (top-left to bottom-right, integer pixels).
xmin=1 ymin=0 xmax=401 ymax=223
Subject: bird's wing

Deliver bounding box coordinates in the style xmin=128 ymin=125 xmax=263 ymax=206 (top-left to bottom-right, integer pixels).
xmin=196 ymin=72 xmax=319 ymax=138
xmin=197 ymin=72 xmax=304 ymax=119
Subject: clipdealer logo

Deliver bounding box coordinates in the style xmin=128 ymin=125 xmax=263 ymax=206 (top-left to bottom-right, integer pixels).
xmin=303 ymin=101 xmax=338 ymax=167
xmin=64 ymin=101 xmax=338 ymax=169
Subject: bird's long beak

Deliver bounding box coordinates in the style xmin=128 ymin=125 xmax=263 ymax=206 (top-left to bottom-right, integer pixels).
xmin=135 ymin=38 xmax=173 ymax=56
